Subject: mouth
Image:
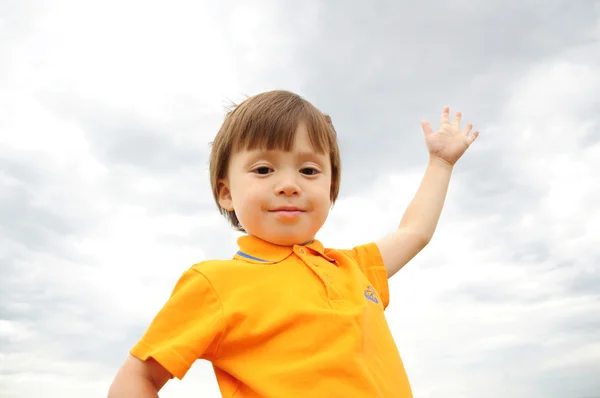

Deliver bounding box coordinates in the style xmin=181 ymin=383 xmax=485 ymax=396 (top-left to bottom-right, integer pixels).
xmin=269 ymin=207 xmax=306 ymax=217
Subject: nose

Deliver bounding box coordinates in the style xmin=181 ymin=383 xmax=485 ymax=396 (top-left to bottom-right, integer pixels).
xmin=274 ymin=171 xmax=301 ymax=196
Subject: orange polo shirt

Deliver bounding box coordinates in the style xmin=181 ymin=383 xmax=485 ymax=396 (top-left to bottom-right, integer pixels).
xmin=130 ymin=235 xmax=412 ymax=397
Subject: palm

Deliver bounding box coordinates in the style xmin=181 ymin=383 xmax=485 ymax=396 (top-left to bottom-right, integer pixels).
xmin=421 ymin=107 xmax=479 ymax=166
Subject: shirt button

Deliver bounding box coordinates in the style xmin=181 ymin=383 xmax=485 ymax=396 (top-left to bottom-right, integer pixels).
xmin=298 ymin=248 xmax=306 ymax=255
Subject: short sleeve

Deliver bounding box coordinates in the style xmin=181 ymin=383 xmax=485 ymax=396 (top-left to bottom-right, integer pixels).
xmin=340 ymin=243 xmax=390 ymax=309
xmin=130 ymin=268 xmax=224 ymax=380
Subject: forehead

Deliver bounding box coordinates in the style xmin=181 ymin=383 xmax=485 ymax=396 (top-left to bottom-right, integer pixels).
xmin=235 ymin=127 xmax=327 ymax=159
xmin=232 ymin=116 xmax=332 ymax=155
xmin=285 ymin=122 xmax=318 ymax=149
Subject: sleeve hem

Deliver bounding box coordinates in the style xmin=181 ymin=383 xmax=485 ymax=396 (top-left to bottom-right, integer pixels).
xmin=130 ymin=339 xmax=192 ymax=380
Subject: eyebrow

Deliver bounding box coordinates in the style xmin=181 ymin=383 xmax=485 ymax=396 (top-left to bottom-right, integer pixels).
xmin=241 ymin=149 xmax=328 ymax=168
xmin=294 ymin=150 xmax=328 ymax=160
xmin=245 ymin=148 xmax=327 ymax=159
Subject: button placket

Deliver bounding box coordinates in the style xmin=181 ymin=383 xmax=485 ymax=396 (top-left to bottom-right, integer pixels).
xmin=313 ymin=257 xmax=343 ymax=300
xmin=300 ymin=253 xmax=327 ymax=288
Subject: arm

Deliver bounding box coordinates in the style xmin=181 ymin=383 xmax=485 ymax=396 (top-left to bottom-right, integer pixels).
xmin=108 ymin=267 xmax=224 ymax=396
xmin=376 ymin=107 xmax=479 ymax=278
xmin=108 ymin=355 xmax=171 ymax=397
xmin=376 ymin=157 xmax=453 ymax=277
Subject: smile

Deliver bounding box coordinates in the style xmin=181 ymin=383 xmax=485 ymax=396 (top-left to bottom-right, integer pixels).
xmin=269 ymin=207 xmax=306 ymax=217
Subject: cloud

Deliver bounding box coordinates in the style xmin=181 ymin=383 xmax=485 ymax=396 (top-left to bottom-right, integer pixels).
xmin=1 ymin=1 xmax=599 ymax=398
xmin=319 ymin=36 xmax=600 ymax=396
xmin=290 ymin=1 xmax=600 ymax=182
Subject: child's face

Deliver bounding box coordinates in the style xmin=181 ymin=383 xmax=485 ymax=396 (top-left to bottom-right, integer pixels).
xmin=218 ymin=122 xmax=332 ymax=246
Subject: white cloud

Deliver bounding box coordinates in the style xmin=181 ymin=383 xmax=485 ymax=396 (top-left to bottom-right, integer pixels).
xmin=2 ymin=2 xmax=599 ymax=398
xmin=1 ymin=1 xmax=318 ymax=398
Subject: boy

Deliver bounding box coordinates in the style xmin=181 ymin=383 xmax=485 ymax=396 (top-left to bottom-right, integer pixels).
xmin=108 ymin=90 xmax=479 ymax=397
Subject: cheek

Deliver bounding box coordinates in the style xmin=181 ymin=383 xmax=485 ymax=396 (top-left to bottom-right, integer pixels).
xmin=313 ymin=179 xmax=333 ymax=204
xmin=231 ymin=178 xmax=263 ymax=208
xmin=228 ymin=176 xmax=245 ymax=209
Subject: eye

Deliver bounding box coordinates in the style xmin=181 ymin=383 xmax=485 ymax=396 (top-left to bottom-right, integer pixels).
xmin=300 ymin=167 xmax=320 ymax=176
xmin=252 ymin=166 xmax=273 ymax=175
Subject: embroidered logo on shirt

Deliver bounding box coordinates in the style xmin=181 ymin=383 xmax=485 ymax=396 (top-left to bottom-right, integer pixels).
xmin=364 ymin=286 xmax=379 ymax=304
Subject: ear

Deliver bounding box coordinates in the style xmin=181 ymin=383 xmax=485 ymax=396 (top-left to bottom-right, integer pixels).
xmin=217 ymin=179 xmax=234 ymax=211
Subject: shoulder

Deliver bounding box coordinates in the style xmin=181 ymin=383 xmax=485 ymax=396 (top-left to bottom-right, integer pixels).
xmin=187 ymin=258 xmax=260 ymax=293
xmin=324 ymin=242 xmax=383 ymax=267
xmin=190 ymin=258 xmax=240 ymax=272
xmin=324 ymin=243 xmax=389 ymax=308
xmin=188 ymin=258 xmax=247 ymax=280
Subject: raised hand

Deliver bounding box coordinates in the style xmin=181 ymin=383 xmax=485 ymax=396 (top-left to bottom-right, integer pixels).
xmin=420 ymin=106 xmax=479 ymax=166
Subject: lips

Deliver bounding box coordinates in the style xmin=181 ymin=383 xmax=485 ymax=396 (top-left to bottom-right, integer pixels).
xmin=270 ymin=206 xmax=305 ymax=212
xmin=269 ymin=206 xmax=306 ymax=218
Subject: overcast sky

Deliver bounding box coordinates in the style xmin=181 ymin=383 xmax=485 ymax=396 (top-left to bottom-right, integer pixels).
xmin=1 ymin=1 xmax=599 ymax=397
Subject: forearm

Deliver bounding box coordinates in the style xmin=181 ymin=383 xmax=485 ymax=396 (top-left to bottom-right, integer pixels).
xmin=108 ymin=376 xmax=159 ymax=398
xmin=108 ymin=358 xmax=164 ymax=398
xmin=398 ymin=156 xmax=453 ymax=240
xmin=377 ymin=108 xmax=476 ymax=277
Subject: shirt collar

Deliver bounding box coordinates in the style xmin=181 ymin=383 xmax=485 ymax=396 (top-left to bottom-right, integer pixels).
xmin=234 ymin=235 xmax=337 ymax=264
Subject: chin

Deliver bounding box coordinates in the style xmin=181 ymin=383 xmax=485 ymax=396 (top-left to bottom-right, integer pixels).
xmin=268 ymin=234 xmax=310 ymax=247
xmin=258 ymin=229 xmax=314 ymax=247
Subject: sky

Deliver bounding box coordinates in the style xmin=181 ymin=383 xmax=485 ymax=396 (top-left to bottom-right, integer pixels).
xmin=1 ymin=0 xmax=599 ymax=397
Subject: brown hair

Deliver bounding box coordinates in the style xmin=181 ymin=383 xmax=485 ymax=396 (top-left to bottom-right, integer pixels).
xmin=209 ymin=90 xmax=342 ymax=231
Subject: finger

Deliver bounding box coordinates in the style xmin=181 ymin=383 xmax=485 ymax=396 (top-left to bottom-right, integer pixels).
xmin=440 ymin=106 xmax=450 ymax=126
xmin=463 ymin=123 xmax=473 ymax=135
xmin=453 ymin=112 xmax=462 ymax=129
xmin=468 ymin=130 xmax=479 ymax=144
xmin=421 ymin=120 xmax=435 ymax=136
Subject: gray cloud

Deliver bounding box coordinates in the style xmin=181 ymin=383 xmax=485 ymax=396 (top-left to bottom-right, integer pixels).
xmin=282 ymin=0 xmax=600 ymax=199
xmin=44 ymin=96 xmax=212 ymax=173
xmin=299 ymin=2 xmax=595 ymax=132
xmin=0 ymin=153 xmax=94 ymax=271
xmin=2 ymin=1 xmax=599 ymax=398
